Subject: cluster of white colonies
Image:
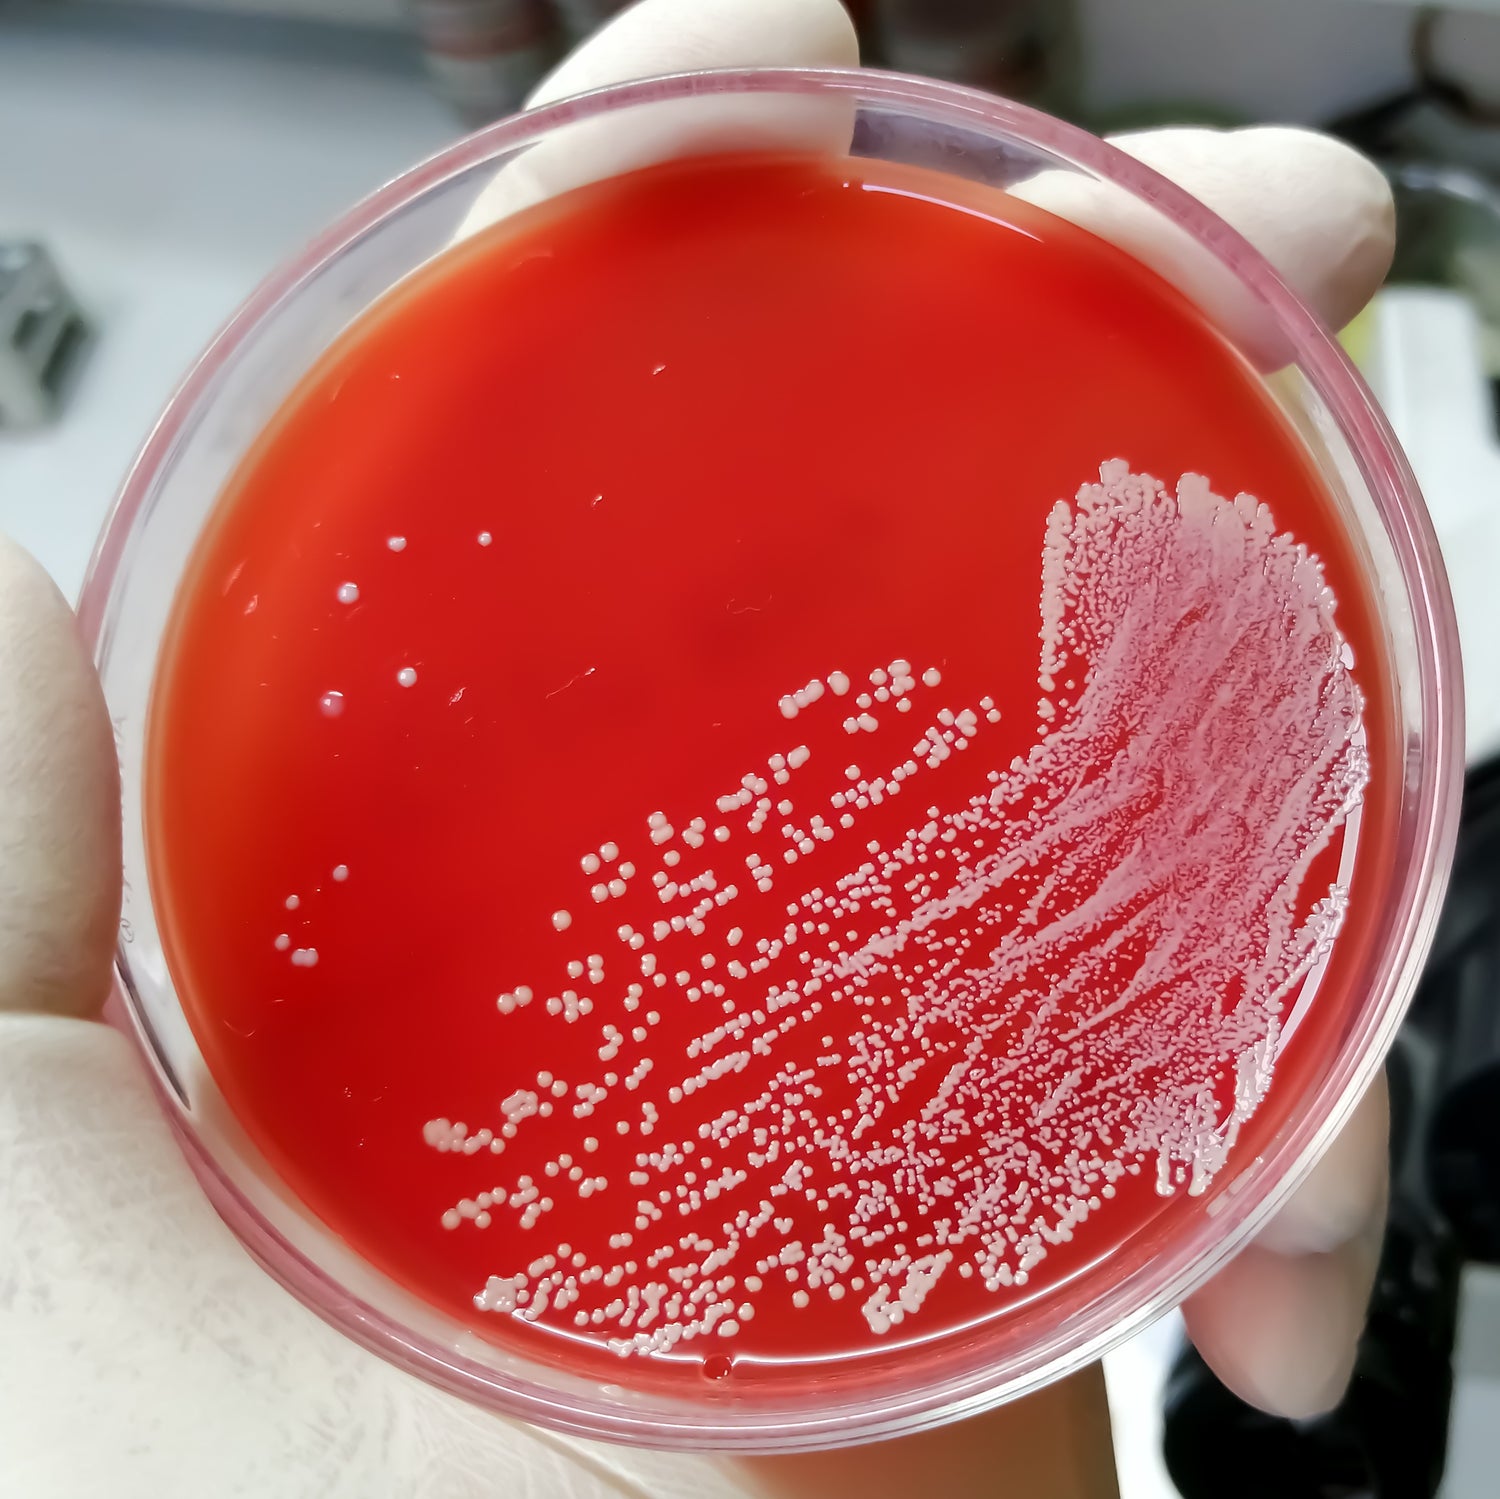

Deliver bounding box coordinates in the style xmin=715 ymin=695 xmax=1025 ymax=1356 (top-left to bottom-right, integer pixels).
xmin=426 ymin=462 xmax=1368 ymax=1358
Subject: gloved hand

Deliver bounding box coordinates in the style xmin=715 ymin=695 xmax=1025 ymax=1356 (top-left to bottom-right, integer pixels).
xmin=0 ymin=2 xmax=1395 ymax=1493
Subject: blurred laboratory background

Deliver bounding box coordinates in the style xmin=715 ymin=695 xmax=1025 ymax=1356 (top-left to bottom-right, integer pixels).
xmin=6 ymin=2 xmax=1500 ymax=1495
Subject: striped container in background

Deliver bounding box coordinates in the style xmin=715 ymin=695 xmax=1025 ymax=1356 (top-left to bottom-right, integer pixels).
xmin=548 ymin=2 xmax=882 ymax=61
xmin=411 ymin=0 xmax=562 ymax=123
xmin=544 ymin=3 xmax=1076 ymax=108
xmin=870 ymin=0 xmax=1077 ymax=110
xmin=412 ymin=2 xmax=1077 ymax=127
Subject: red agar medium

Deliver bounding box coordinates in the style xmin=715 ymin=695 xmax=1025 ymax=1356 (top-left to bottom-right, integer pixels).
xmin=148 ymin=152 xmax=1396 ymax=1384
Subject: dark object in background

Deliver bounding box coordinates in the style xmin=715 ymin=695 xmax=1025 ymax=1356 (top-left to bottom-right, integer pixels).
xmin=551 ymin=0 xmax=631 ymax=43
xmin=1329 ymin=10 xmax=1500 ymax=193
xmin=1328 ymin=8 xmax=1500 ymax=391
xmin=1162 ymin=1201 xmax=1461 ymax=1497
xmin=0 ymin=241 xmax=89 ymax=430
xmin=1163 ymin=759 xmax=1500 ymax=1498
xmin=1426 ymin=762 xmax=1500 ymax=1262
xmin=1379 ymin=162 xmax=1500 ymax=366
xmin=1331 ymin=9 xmax=1500 ymax=163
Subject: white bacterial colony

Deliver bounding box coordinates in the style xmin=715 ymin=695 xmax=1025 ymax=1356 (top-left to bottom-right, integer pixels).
xmin=419 ymin=461 xmax=1367 ymax=1358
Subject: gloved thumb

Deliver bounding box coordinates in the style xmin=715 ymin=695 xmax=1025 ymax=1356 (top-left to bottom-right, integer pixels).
xmin=0 ymin=532 xmax=120 ymax=1019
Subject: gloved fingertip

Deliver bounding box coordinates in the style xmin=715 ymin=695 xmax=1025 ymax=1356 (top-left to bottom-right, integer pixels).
xmin=0 ymin=533 xmax=121 ymax=1021
xmin=1182 ymin=1233 xmax=1377 ymax=1419
xmin=1254 ymin=1073 xmax=1390 ymax=1257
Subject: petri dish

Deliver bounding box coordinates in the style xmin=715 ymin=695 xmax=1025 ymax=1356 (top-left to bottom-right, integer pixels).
xmin=80 ymin=68 xmax=1463 ymax=1451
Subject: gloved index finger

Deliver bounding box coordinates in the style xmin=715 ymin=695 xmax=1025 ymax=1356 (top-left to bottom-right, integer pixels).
xmin=1015 ymin=126 xmax=1394 ymax=368
xmin=455 ymin=0 xmax=860 ymax=241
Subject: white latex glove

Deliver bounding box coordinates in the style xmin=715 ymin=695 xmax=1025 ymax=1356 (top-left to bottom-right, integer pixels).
xmin=0 ymin=2 xmax=1397 ymax=1494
